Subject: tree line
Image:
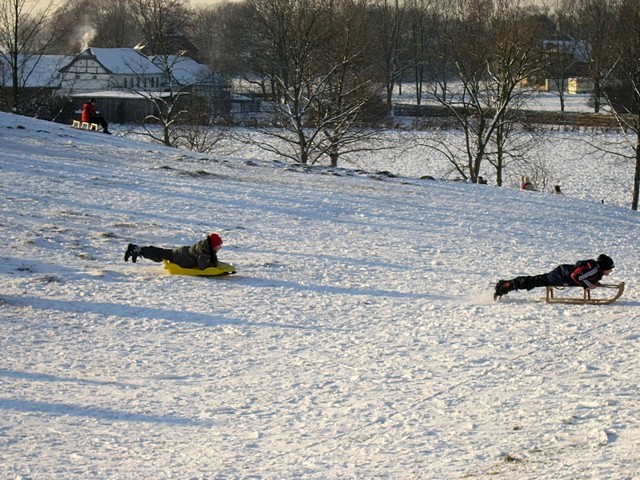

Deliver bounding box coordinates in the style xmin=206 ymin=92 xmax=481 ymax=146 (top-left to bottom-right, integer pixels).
xmin=2 ymin=0 xmax=640 ymax=209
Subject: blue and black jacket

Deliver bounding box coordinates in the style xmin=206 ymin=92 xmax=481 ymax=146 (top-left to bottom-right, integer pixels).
xmin=548 ymin=259 xmax=603 ymax=288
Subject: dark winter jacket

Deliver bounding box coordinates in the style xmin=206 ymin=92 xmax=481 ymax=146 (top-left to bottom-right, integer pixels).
xmin=81 ymin=102 xmax=97 ymax=123
xmin=171 ymin=237 xmax=218 ymax=269
xmin=548 ymin=259 xmax=603 ymax=288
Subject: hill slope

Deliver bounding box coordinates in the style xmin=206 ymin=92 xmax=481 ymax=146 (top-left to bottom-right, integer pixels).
xmin=1 ymin=114 xmax=639 ymax=479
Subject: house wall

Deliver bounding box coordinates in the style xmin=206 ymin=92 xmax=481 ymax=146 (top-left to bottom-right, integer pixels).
xmin=568 ymin=77 xmax=594 ymax=94
xmin=59 ymin=58 xmax=164 ymax=95
xmin=60 ymin=58 xmax=111 ymax=93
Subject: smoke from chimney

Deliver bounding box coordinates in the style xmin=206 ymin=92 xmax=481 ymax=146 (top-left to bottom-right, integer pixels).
xmin=78 ymin=24 xmax=97 ymax=51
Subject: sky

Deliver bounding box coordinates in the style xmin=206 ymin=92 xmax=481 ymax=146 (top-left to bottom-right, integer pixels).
xmin=1 ymin=96 xmax=639 ymax=478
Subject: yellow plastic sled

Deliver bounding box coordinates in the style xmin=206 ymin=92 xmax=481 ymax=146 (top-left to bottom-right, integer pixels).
xmin=163 ymin=260 xmax=237 ymax=276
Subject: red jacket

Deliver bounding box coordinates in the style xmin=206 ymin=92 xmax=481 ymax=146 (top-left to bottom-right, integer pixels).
xmin=81 ymin=102 xmax=96 ymax=122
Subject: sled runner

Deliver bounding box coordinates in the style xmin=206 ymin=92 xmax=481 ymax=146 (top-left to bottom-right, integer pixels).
xmin=544 ymin=282 xmax=624 ymax=305
xmin=72 ymin=119 xmax=98 ymax=131
xmin=163 ymin=260 xmax=236 ymax=276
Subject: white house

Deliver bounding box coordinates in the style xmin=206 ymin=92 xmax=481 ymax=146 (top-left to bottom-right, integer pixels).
xmin=59 ymin=47 xmax=165 ymax=95
xmin=1 ymin=47 xmax=228 ymax=122
xmin=541 ymin=36 xmax=590 ymax=64
xmin=567 ymin=77 xmax=595 ymax=95
xmin=540 ymin=36 xmax=592 ymax=93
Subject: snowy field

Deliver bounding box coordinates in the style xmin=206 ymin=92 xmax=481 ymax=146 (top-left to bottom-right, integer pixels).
xmin=1 ymin=110 xmax=639 ymax=479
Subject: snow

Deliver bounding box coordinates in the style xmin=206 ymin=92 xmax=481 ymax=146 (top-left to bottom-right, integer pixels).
xmin=0 ymin=55 xmax=72 ymax=88
xmin=152 ymin=55 xmax=213 ymax=84
xmin=1 ymin=112 xmax=639 ymax=479
xmin=393 ymin=82 xmax=599 ymax=113
xmin=81 ymin=48 xmax=163 ymax=75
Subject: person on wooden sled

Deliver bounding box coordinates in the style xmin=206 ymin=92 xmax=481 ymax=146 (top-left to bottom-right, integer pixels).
xmin=124 ymin=233 xmax=223 ymax=269
xmin=81 ymin=98 xmax=111 ymax=134
xmin=494 ymin=254 xmax=614 ymax=300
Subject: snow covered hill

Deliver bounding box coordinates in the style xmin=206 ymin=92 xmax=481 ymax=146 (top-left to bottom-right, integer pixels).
xmin=1 ymin=113 xmax=639 ymax=479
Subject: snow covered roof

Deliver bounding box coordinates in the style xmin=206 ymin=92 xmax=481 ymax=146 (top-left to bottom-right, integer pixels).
xmin=72 ymin=48 xmax=163 ymax=75
xmin=541 ymin=37 xmax=590 ymax=63
xmin=151 ymin=55 xmax=212 ymax=84
xmin=69 ymin=89 xmax=174 ymax=100
xmin=1 ymin=49 xmax=212 ymax=91
xmin=0 ymin=54 xmax=73 ymax=88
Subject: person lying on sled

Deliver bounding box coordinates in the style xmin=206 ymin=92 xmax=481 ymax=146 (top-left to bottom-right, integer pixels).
xmin=124 ymin=233 xmax=223 ymax=269
xmin=494 ymin=254 xmax=614 ymax=300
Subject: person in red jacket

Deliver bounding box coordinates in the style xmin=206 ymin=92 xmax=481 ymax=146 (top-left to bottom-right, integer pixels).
xmin=124 ymin=233 xmax=223 ymax=269
xmin=520 ymin=175 xmax=536 ymax=191
xmin=494 ymin=254 xmax=614 ymax=300
xmin=81 ymin=98 xmax=111 ymax=134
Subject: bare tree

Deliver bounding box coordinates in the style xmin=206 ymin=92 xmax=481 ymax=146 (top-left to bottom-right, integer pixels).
xmin=93 ymin=0 xmax=140 ymax=48
xmin=0 ymin=0 xmax=64 ymax=112
xmin=574 ymin=0 xmax=618 ymax=113
xmin=187 ymin=6 xmax=219 ymax=69
xmin=315 ymin=0 xmax=387 ymax=166
xmin=601 ymin=0 xmax=640 ymax=210
xmin=244 ymin=0 xmax=324 ymax=164
xmin=486 ymin=1 xmax=547 ymax=185
xmin=189 ymin=3 xmax=246 ymax=76
xmin=428 ymin=0 xmax=545 ymax=185
xmin=427 ymin=0 xmax=457 ymax=103
xmin=244 ymin=0 xmax=386 ymax=166
xmin=47 ymin=0 xmax=139 ymax=54
xmin=123 ymin=53 xmax=217 ymax=147
xmin=545 ymin=0 xmax=583 ymax=112
xmin=131 ymin=0 xmax=190 ymax=56
xmin=126 ymin=0 xmax=197 ymax=146
xmin=137 ymin=81 xmax=190 ymax=146
xmin=44 ymin=0 xmax=87 ymax=54
xmin=405 ymin=0 xmax=436 ymax=106
xmin=368 ymin=0 xmax=409 ymax=110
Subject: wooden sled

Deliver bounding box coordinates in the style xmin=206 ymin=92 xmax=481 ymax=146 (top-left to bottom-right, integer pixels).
xmin=163 ymin=260 xmax=236 ymax=276
xmin=544 ymin=282 xmax=625 ymax=305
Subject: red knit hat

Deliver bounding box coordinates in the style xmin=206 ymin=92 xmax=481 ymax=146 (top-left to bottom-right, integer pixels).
xmin=208 ymin=233 xmax=223 ymax=249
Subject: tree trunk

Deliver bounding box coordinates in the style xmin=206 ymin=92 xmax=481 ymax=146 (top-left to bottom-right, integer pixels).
xmin=633 ymin=130 xmax=640 ymax=211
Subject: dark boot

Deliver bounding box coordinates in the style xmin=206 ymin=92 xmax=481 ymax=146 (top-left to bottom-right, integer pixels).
xmin=495 ymin=274 xmax=552 ymax=300
xmin=494 ymin=280 xmax=513 ymax=300
xmin=124 ymin=244 xmax=140 ymax=263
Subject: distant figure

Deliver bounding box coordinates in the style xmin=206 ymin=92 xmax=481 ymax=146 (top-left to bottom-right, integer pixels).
xmin=553 ymin=185 xmax=563 ymax=194
xmin=477 ymin=176 xmax=487 ymax=185
xmin=81 ymin=98 xmax=111 ymax=134
xmin=494 ymin=254 xmax=615 ymax=300
xmin=520 ymin=176 xmax=536 ymax=191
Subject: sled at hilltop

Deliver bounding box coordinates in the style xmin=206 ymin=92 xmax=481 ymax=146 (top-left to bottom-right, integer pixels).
xmin=163 ymin=260 xmax=237 ymax=276
xmin=543 ymin=282 xmax=624 ymax=305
